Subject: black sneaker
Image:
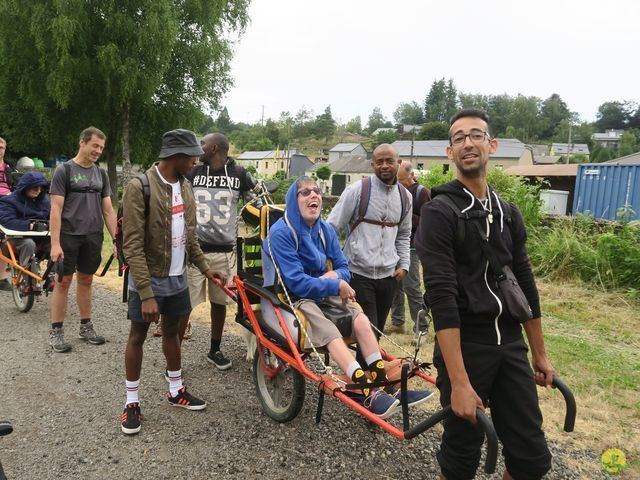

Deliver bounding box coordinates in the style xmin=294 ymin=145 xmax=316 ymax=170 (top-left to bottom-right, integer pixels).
xmin=121 ymin=403 xmax=142 ymax=435
xmin=166 ymin=387 xmax=206 ymax=410
xmin=207 ymin=350 xmax=233 ymax=371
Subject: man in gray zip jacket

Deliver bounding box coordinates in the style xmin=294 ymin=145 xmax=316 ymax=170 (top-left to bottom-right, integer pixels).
xmin=327 ymin=143 xmax=411 ymax=341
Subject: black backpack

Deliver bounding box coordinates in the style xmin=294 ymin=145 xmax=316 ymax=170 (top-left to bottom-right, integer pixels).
xmin=62 ymin=162 xmax=108 ymax=195
xmin=431 ymin=192 xmax=514 ymax=251
xmin=116 ymin=174 xmax=150 ymax=302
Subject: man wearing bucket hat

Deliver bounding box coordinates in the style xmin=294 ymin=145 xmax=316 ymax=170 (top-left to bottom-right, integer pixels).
xmin=120 ymin=129 xmax=226 ymax=435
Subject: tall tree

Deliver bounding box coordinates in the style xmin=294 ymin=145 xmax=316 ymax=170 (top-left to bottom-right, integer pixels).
xmin=344 ymin=116 xmax=362 ymax=134
xmin=417 ymin=122 xmax=449 ymax=140
xmin=424 ymin=78 xmax=458 ymax=123
xmin=393 ymin=101 xmax=424 ymax=125
xmin=486 ymin=94 xmax=514 ymax=137
xmin=539 ymin=93 xmax=572 ymax=139
xmin=0 ymin=0 xmax=249 ymax=195
xmin=215 ymin=107 xmax=234 ymax=134
xmin=595 ymin=101 xmax=631 ymax=130
xmin=366 ymin=107 xmax=392 ymax=134
xmin=459 ymin=93 xmax=491 ymax=112
xmin=505 ymin=95 xmax=541 ymax=141
xmin=312 ymin=106 xmax=337 ymax=142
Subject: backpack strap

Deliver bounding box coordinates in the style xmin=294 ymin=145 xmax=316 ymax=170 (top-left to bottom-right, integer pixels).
xmin=350 ymin=177 xmax=410 ymax=233
xmin=63 ymin=161 xmax=104 ymax=196
xmin=398 ymin=183 xmax=411 ymax=224
xmin=138 ymin=173 xmax=150 ymax=217
xmin=63 ymin=162 xmax=71 ymax=196
xmin=433 ymin=194 xmax=487 ymax=251
xmin=120 ymin=173 xmax=150 ymax=303
xmin=349 ymin=177 xmax=372 ymax=233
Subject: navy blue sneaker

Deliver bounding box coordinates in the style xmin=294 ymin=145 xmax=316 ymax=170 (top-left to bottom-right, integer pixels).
xmin=364 ymin=390 xmax=400 ymax=419
xmin=395 ymin=388 xmax=434 ymax=408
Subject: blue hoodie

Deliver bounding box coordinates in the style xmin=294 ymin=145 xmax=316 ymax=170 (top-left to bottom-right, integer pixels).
xmin=263 ymin=178 xmax=350 ymax=301
xmin=0 ymin=171 xmax=50 ymax=231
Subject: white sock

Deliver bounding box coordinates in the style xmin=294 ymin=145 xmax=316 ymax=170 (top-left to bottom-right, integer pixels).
xmin=345 ymin=360 xmax=361 ymax=380
xmin=125 ymin=379 xmax=140 ymax=406
xmin=364 ymin=351 xmax=382 ymax=367
xmin=167 ymin=369 xmax=183 ymax=397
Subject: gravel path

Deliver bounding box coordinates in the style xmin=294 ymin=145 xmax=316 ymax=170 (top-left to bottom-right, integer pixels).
xmin=0 ymin=284 xmax=601 ymax=479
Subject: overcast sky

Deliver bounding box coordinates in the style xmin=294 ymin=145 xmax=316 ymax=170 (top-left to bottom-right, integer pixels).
xmin=222 ymin=0 xmax=639 ymax=126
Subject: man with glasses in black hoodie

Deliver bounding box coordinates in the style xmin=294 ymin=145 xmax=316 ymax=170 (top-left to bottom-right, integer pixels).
xmin=416 ymin=109 xmax=555 ymax=480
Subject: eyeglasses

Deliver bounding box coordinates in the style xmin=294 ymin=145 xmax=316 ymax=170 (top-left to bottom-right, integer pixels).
xmin=297 ymin=187 xmax=321 ymax=197
xmin=449 ymin=129 xmax=490 ymax=146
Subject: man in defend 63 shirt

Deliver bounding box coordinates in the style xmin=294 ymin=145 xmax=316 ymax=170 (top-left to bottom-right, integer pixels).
xmin=186 ymin=133 xmax=258 ymax=370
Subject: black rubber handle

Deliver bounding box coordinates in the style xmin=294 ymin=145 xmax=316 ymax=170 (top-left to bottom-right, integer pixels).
xmin=551 ymin=377 xmax=576 ymax=432
xmin=0 ymin=421 xmax=13 ymax=437
xmin=96 ymin=253 xmax=114 ymax=277
xmin=404 ymin=406 xmax=498 ymax=475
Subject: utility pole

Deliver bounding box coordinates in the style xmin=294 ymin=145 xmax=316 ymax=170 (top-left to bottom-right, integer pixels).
xmin=261 ymin=105 xmax=264 ymax=127
xmin=409 ymin=127 xmax=415 ymax=167
xmin=566 ymin=122 xmax=573 ymax=164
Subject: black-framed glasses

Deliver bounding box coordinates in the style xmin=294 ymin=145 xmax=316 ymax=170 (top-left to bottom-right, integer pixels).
xmin=449 ymin=129 xmax=490 ymax=146
xmin=297 ymin=187 xmax=321 ymax=197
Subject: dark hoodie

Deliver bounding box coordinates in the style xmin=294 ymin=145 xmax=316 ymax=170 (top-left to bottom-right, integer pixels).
xmin=415 ymin=180 xmax=541 ymax=345
xmin=0 ymin=171 xmax=50 ymax=231
xmin=262 ymin=179 xmax=350 ymax=300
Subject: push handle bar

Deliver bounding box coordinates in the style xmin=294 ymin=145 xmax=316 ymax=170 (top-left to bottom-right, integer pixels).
xmin=551 ymin=377 xmax=576 ymax=432
xmin=404 ymin=406 xmax=498 ymax=474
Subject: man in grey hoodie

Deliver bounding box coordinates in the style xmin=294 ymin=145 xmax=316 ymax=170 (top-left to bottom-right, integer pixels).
xmin=327 ymin=143 xmax=411 ymax=340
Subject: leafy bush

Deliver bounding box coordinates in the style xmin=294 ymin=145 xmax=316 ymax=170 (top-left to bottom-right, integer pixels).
xmin=528 ymin=216 xmax=640 ymax=291
xmin=415 ymin=167 xmax=544 ymax=228
xmin=415 ymin=169 xmax=454 ymax=190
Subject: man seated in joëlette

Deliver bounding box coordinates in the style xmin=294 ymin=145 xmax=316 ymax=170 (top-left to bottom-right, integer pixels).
xmin=263 ymin=176 xmax=433 ymax=419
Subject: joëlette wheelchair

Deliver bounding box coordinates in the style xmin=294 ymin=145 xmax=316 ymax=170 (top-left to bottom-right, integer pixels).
xmin=216 ymin=183 xmax=575 ymax=475
xmin=0 ymin=223 xmax=114 ymax=313
xmin=0 ymin=224 xmax=56 ymax=312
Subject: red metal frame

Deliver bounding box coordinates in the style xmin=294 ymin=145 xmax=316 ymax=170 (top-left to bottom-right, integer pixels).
xmin=227 ymin=275 xmax=437 ymax=440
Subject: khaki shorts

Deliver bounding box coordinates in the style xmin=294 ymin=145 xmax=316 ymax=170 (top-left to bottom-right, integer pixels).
xmin=294 ymin=296 xmax=362 ymax=349
xmin=188 ymin=251 xmax=235 ymax=307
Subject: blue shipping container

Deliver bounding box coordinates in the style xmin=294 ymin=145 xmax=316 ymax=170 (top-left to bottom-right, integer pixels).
xmin=572 ymin=164 xmax=640 ymax=220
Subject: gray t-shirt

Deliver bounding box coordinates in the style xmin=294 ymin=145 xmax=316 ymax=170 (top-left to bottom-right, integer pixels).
xmin=50 ymin=160 xmax=111 ymax=235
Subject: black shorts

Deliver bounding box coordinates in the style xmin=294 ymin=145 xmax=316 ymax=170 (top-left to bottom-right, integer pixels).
xmin=127 ymin=288 xmax=192 ymax=323
xmin=60 ymin=232 xmax=103 ymax=276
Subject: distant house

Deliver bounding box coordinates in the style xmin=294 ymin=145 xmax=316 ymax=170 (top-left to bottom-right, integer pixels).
xmin=602 ymin=151 xmax=640 ymax=165
xmin=372 ymin=128 xmax=397 ymax=136
xmin=528 ymin=144 xmax=558 ymax=165
xmin=392 ymin=138 xmax=533 ymax=172
xmin=306 ymin=154 xmax=371 ymax=196
xmin=237 ymin=150 xmax=293 ymax=177
xmin=402 ymin=124 xmax=423 ymax=134
xmin=550 ymin=143 xmax=590 ymax=156
xmin=328 ymin=143 xmax=367 ymax=163
xmin=591 ymin=129 xmax=624 ymax=150
xmin=288 ymin=152 xmax=313 ymax=178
